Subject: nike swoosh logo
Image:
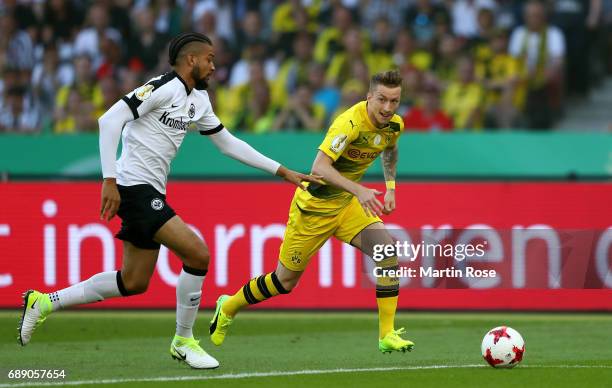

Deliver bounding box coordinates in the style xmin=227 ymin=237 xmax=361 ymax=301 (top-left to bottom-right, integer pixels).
xmin=171 ymin=104 xmax=179 ymax=108
xmin=190 ymin=296 xmax=201 ymax=302
xmin=209 ymin=312 xmax=219 ymax=335
xmin=31 ymin=299 xmax=37 ymax=309
xmin=172 ymin=345 xmax=187 ymax=360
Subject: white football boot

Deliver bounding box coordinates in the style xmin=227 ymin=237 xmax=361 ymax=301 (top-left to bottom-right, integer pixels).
xmin=170 ymin=335 xmax=219 ymax=369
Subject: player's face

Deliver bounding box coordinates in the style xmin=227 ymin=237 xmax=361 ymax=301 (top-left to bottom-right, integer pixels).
xmin=367 ymin=85 xmax=401 ymax=127
xmin=191 ymin=44 xmax=215 ymax=89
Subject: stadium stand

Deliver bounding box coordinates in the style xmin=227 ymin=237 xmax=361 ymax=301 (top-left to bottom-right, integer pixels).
xmin=0 ymin=0 xmax=609 ymax=134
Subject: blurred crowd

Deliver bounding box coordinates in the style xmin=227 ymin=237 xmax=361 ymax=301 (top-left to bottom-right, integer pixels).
xmin=0 ymin=0 xmax=610 ymax=134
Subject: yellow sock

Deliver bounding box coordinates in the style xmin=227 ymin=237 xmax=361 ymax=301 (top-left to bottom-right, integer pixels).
xmin=377 ymin=295 xmax=398 ymax=339
xmin=222 ymin=272 xmax=289 ymax=317
xmin=375 ymin=256 xmax=399 ymax=338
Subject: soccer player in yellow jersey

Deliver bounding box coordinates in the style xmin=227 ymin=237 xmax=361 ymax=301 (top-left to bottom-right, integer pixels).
xmin=210 ymin=70 xmax=414 ymax=354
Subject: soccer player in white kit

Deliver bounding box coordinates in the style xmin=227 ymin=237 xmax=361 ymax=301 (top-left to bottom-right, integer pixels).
xmin=17 ymin=32 xmax=319 ymax=369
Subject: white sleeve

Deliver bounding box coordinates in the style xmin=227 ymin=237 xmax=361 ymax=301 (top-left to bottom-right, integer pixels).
xmin=548 ymin=27 xmax=566 ymax=59
xmin=98 ymin=100 xmax=133 ymax=178
xmin=207 ymin=128 xmax=281 ymax=175
xmin=195 ymin=93 xmax=223 ymax=135
xmin=508 ymin=27 xmax=523 ymax=57
xmin=122 ymin=76 xmax=170 ymax=119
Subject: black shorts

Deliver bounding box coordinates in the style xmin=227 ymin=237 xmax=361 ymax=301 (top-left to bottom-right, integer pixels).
xmin=115 ymin=184 xmax=176 ymax=249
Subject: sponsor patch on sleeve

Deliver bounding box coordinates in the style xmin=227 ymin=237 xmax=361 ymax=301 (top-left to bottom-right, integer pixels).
xmin=330 ymin=134 xmax=348 ymax=154
xmin=135 ymin=84 xmax=155 ymax=101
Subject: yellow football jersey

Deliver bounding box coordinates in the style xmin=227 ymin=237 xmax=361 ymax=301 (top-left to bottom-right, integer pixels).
xmin=295 ymin=101 xmax=404 ymax=215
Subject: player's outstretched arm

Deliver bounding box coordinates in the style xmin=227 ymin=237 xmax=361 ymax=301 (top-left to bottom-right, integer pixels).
xmin=207 ymin=128 xmax=320 ymax=190
xmin=381 ymin=145 xmax=398 ymax=215
xmin=98 ymin=100 xmax=133 ymax=221
xmin=311 ymin=151 xmax=384 ymax=217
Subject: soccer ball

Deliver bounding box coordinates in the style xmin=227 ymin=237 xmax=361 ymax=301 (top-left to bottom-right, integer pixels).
xmin=481 ymin=326 xmax=525 ymax=368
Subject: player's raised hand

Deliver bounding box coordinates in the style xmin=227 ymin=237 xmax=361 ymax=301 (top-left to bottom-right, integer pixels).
xmin=382 ymin=190 xmax=396 ymax=215
xmin=276 ymin=166 xmax=323 ymax=190
xmin=356 ymin=186 xmax=384 ymax=217
xmin=100 ymin=178 xmax=121 ymax=221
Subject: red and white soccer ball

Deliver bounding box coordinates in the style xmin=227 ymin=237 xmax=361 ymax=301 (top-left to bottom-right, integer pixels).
xmin=481 ymin=326 xmax=525 ymax=368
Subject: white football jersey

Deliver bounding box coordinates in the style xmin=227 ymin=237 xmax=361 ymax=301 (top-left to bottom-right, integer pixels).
xmin=117 ymin=71 xmax=222 ymax=194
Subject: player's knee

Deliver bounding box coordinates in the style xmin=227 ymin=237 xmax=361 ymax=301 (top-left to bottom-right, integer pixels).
xmin=185 ymin=247 xmax=210 ymax=270
xmin=122 ymin=276 xmax=150 ymax=295
xmin=276 ymin=274 xmax=299 ymax=293
xmin=193 ymin=248 xmax=210 ymax=268
xmin=377 ymin=255 xmax=398 ymax=269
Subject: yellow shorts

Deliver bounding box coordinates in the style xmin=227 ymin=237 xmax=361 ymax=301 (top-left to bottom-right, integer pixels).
xmin=279 ymin=192 xmax=382 ymax=271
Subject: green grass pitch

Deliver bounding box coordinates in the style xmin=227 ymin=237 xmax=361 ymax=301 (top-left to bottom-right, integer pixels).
xmin=1 ymin=311 xmax=611 ymax=387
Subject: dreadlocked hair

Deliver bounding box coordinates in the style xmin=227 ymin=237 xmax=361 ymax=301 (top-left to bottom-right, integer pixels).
xmin=168 ymin=32 xmax=212 ymax=66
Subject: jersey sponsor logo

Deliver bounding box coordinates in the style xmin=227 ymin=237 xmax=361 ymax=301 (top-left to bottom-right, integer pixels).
xmin=347 ymin=148 xmax=380 ymax=159
xmin=151 ymin=198 xmax=164 ymax=211
xmin=159 ymin=111 xmax=191 ymax=131
xmin=347 ymin=149 xmax=360 ymax=158
xmin=330 ymin=134 xmax=348 ymax=154
xmin=188 ymin=104 xmax=196 ymax=118
xmin=135 ymin=84 xmax=154 ymax=101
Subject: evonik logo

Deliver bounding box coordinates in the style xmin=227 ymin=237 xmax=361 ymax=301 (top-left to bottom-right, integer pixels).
xmin=347 ymin=149 xmax=380 ymax=159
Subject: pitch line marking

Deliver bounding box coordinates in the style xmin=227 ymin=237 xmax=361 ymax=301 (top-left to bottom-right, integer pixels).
xmin=1 ymin=364 xmax=611 ymax=387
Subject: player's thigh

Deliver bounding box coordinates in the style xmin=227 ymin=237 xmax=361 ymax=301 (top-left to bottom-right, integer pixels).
xmin=350 ymin=222 xmax=396 ymax=258
xmin=115 ymin=184 xmax=176 ymax=250
xmin=278 ymin=203 xmax=337 ymax=272
xmin=154 ymin=215 xmax=209 ymax=263
xmin=120 ymin=241 xmax=159 ymax=284
xmin=335 ymin=197 xmax=387 ymax=255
